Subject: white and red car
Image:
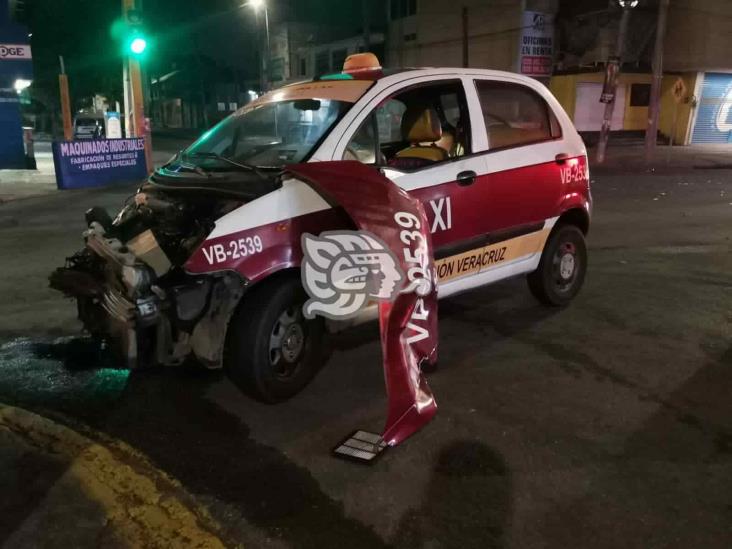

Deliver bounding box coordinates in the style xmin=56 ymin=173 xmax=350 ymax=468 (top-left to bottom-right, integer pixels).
xmin=52 ymin=55 xmax=591 ymax=417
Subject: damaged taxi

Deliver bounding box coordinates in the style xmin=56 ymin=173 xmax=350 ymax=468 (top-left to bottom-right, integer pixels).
xmin=51 ymin=53 xmax=592 ymax=412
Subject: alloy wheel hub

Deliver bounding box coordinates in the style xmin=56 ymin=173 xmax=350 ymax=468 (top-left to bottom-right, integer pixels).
xmin=559 ymin=253 xmax=576 ymax=280
xmin=281 ymin=324 xmax=305 ymax=363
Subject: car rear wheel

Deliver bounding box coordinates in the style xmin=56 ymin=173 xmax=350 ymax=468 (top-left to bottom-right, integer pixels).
xmin=527 ymin=224 xmax=587 ymax=306
xmin=225 ymin=276 xmax=326 ymax=403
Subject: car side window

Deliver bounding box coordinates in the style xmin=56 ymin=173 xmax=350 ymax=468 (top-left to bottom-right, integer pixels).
xmin=475 ymin=80 xmax=560 ymax=150
xmin=343 ymin=113 xmax=379 ymax=164
xmin=376 ymin=99 xmax=407 ymax=144
xmin=343 ymin=80 xmax=471 ymax=170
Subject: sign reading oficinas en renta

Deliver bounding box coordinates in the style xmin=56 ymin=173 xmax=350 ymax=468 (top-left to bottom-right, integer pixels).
xmin=518 ymin=11 xmax=555 ymax=78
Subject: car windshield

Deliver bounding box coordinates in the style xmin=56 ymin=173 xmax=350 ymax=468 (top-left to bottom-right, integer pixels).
xmin=182 ymin=98 xmax=352 ymax=169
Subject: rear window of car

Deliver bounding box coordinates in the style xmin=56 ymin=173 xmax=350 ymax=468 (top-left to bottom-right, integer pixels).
xmin=474 ymin=80 xmax=560 ymax=150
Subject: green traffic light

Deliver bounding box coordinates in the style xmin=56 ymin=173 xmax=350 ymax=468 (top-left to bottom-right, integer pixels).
xmin=130 ymin=37 xmax=147 ymax=55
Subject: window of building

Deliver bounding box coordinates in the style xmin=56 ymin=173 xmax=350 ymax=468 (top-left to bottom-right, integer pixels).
xmin=404 ymin=33 xmax=417 ymax=42
xmin=315 ymin=51 xmax=329 ymax=75
xmin=299 ymin=57 xmax=307 ymax=76
xmin=390 ymin=0 xmax=417 ymax=20
xmin=331 ymin=49 xmax=348 ymax=72
xmin=474 ymin=80 xmax=557 ymax=150
xmin=630 ymin=83 xmax=651 ymax=107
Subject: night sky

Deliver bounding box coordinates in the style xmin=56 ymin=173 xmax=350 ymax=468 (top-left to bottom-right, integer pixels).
xmin=21 ymin=0 xmax=373 ymax=109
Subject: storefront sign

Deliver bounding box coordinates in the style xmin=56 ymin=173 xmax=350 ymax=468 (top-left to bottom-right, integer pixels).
xmin=52 ymin=138 xmax=148 ymax=190
xmin=518 ymin=11 xmax=555 ymax=77
xmin=0 ymin=44 xmax=32 ymax=60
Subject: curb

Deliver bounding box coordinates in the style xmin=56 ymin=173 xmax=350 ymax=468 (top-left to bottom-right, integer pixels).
xmin=0 ymin=404 xmax=230 ymax=548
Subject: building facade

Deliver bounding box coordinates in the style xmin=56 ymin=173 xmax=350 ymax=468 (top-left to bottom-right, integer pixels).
xmin=385 ymin=0 xmax=559 ymax=72
xmin=291 ymin=33 xmax=385 ymax=81
xmin=550 ymin=0 xmax=732 ymax=145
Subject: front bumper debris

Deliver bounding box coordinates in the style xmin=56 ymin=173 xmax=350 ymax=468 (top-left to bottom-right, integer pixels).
xmin=288 ymin=161 xmax=439 ymax=454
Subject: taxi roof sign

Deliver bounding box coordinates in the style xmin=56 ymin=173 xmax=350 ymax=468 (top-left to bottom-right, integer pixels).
xmin=343 ymin=52 xmax=381 ymax=74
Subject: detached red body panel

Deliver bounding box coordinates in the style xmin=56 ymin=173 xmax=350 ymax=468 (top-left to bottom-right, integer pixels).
xmin=287 ymin=161 xmax=438 ymax=446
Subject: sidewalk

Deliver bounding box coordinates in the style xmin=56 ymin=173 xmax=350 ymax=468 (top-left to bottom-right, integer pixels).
xmin=0 ymin=404 xmax=228 ymax=548
xmin=0 ymin=141 xmax=57 ymax=203
xmin=588 ymin=143 xmax=732 ymax=174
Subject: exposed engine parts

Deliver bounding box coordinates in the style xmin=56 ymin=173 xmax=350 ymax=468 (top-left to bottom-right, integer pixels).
xmin=50 ymin=186 xmax=247 ymax=370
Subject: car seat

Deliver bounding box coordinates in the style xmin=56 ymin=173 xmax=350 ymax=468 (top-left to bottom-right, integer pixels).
xmin=388 ymin=105 xmax=448 ymax=170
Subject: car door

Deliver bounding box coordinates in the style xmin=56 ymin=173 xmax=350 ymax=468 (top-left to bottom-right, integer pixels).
xmin=470 ymin=78 xmax=567 ymax=234
xmin=336 ymin=77 xmax=490 ymax=256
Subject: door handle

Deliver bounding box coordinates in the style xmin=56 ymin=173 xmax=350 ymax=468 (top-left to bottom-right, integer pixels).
xmin=456 ymin=170 xmax=477 ymax=186
xmin=555 ymin=153 xmax=570 ymax=165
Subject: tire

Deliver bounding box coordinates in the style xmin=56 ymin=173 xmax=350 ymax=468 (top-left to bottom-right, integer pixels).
xmin=225 ymin=276 xmax=326 ymax=403
xmin=527 ymin=224 xmax=587 ymax=307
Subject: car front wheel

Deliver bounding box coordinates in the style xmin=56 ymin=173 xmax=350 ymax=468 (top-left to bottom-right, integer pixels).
xmin=225 ymin=276 xmax=326 ymax=403
xmin=527 ymin=224 xmax=587 ymax=306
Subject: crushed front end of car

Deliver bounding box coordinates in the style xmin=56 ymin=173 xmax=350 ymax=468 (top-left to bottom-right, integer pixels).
xmin=49 ymin=179 xmax=267 ymax=370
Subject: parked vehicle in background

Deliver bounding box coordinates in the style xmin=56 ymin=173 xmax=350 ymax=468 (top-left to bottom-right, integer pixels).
xmin=73 ymin=112 xmax=106 ymax=140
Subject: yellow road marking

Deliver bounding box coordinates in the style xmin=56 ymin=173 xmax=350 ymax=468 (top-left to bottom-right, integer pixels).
xmin=0 ymin=404 xmax=228 ymax=548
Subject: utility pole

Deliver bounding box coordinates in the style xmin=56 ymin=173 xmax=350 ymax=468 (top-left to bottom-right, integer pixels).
xmin=596 ymin=2 xmax=633 ymax=164
xmin=644 ymin=0 xmax=670 ymax=164
xmin=362 ymin=0 xmax=370 ymax=51
xmin=58 ymin=56 xmax=73 ymax=141
xmin=462 ymin=7 xmax=469 ymax=68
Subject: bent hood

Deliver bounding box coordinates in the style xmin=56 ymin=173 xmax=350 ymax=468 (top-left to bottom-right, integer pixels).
xmin=286 ymin=161 xmax=438 ymax=447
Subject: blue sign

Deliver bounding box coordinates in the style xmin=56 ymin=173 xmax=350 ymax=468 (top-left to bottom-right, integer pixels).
xmin=0 ymin=12 xmax=32 ymax=169
xmin=52 ymin=138 xmax=148 ymax=190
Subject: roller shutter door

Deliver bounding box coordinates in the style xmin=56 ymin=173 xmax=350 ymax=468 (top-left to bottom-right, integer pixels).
xmin=691 ymin=73 xmax=732 ymax=144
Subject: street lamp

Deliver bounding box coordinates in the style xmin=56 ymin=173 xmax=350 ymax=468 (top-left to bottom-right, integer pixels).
xmin=13 ymin=79 xmax=32 ymax=94
xmin=243 ymin=0 xmax=270 ymax=92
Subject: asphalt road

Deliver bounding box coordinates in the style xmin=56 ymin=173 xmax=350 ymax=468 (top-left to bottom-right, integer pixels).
xmin=0 ymin=165 xmax=730 ymax=548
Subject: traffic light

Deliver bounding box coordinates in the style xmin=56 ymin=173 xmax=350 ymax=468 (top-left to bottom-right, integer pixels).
xmin=111 ymin=9 xmax=150 ymax=59
xmin=128 ymin=34 xmax=147 ymax=56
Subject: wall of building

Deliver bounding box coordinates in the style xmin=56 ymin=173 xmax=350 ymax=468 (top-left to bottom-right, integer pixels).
xmin=550 ymin=72 xmax=652 ymax=130
xmin=549 ymin=71 xmax=698 ymax=144
xmin=386 ymin=0 xmax=523 ymax=70
xmin=664 ymin=0 xmax=732 ymax=72
xmin=658 ymin=72 xmax=698 ymax=145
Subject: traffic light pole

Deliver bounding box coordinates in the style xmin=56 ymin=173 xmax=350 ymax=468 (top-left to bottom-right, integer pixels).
xmin=122 ymin=0 xmax=153 ymax=172
xmin=58 ymin=56 xmax=73 ymax=141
